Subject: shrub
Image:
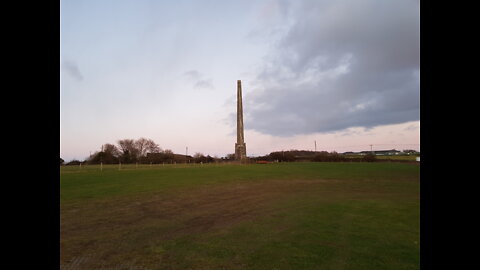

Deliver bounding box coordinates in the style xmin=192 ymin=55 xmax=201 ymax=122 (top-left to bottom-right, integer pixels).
xmin=312 ymin=151 xmax=348 ymax=162
xmin=65 ymin=159 xmax=83 ymax=166
xmin=362 ymin=153 xmax=377 ymax=162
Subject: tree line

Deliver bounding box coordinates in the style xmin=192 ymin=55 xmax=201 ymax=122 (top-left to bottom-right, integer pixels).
xmin=61 ymin=138 xmax=219 ymax=165
xmin=250 ymin=150 xmax=378 ymax=163
xmin=61 ymin=145 xmax=418 ymax=166
xmin=86 ymin=138 xmax=164 ymax=164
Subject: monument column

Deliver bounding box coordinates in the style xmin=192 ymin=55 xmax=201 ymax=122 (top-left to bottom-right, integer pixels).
xmin=235 ymin=80 xmax=247 ymax=160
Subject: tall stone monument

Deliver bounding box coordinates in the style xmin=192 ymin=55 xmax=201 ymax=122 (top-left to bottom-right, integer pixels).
xmin=235 ymin=80 xmax=247 ymax=160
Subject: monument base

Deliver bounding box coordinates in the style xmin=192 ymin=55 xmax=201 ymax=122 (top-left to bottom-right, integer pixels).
xmin=235 ymin=143 xmax=247 ymax=160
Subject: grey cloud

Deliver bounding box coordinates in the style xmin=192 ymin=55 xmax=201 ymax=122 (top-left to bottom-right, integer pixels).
xmin=245 ymin=0 xmax=419 ymax=136
xmin=62 ymin=60 xmax=84 ymax=81
xmin=183 ymin=70 xmax=214 ymax=89
xmin=183 ymin=70 xmax=201 ymax=80
xmin=194 ymin=79 xmax=214 ymax=89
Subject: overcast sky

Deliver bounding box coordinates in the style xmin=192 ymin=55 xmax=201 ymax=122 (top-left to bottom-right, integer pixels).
xmin=60 ymin=0 xmax=419 ymax=161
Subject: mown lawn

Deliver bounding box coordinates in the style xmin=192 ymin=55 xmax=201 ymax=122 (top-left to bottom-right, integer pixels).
xmin=60 ymin=162 xmax=420 ymax=270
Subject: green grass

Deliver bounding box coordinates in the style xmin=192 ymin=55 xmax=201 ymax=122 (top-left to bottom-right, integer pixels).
xmin=60 ymin=162 xmax=420 ymax=270
xmin=60 ymin=162 xmax=418 ymax=202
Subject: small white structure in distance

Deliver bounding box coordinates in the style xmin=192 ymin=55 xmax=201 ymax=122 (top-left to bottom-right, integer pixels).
xmin=416 ymin=157 xmax=420 ymax=162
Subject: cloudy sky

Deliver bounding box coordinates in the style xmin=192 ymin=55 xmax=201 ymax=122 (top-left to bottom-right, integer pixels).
xmin=60 ymin=0 xmax=419 ymax=161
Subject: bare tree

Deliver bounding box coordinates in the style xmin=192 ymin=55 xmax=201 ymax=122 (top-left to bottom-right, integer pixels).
xmin=87 ymin=143 xmax=121 ymax=164
xmin=163 ymin=149 xmax=175 ymax=163
xmin=117 ymin=139 xmax=138 ymax=163
xmin=135 ymin=138 xmax=149 ymax=159
xmin=145 ymin=139 xmax=161 ymax=154
xmin=103 ymin=143 xmax=120 ymax=157
xmin=135 ymin=138 xmax=162 ymax=163
xmin=117 ymin=139 xmax=135 ymax=153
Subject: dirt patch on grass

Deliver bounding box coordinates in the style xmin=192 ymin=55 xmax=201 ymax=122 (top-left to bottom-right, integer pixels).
xmin=60 ymin=179 xmax=327 ymax=269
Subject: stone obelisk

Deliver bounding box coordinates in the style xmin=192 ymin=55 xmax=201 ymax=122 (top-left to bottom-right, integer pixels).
xmin=235 ymin=80 xmax=247 ymax=160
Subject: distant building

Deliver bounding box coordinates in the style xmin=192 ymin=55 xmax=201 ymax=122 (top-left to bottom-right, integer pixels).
xmin=343 ymin=149 xmax=402 ymax=156
xmin=365 ymin=149 xmax=401 ymax=156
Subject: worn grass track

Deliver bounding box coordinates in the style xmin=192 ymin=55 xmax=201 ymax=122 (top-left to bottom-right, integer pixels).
xmin=60 ymin=162 xmax=420 ymax=270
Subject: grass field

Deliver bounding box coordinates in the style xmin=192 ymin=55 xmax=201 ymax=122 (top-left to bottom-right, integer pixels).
xmin=343 ymin=155 xmax=419 ymax=161
xmin=60 ymin=162 xmax=420 ymax=270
